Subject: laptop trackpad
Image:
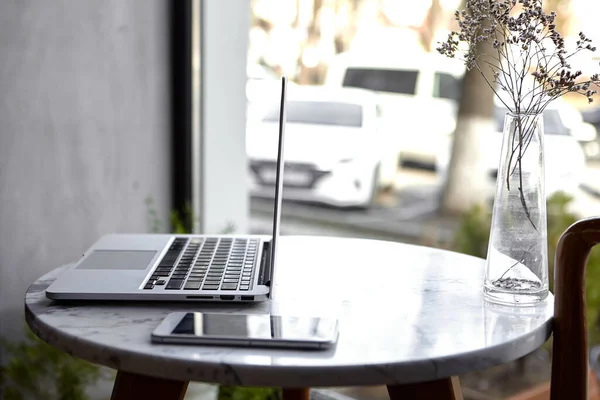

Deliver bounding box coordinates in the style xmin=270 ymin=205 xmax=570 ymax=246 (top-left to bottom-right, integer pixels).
xmin=76 ymin=250 xmax=157 ymax=270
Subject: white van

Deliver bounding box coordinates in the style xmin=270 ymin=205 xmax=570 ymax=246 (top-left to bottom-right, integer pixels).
xmin=325 ymin=51 xmax=465 ymax=170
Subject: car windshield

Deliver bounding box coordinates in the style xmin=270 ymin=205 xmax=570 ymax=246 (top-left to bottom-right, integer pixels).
xmin=494 ymin=107 xmax=569 ymax=135
xmin=434 ymin=72 xmax=462 ymax=101
xmin=262 ymin=100 xmax=363 ymax=127
xmin=342 ymin=68 xmax=418 ymax=95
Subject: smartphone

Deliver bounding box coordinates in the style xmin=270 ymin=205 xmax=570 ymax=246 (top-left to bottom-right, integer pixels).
xmin=151 ymin=312 xmax=339 ymax=349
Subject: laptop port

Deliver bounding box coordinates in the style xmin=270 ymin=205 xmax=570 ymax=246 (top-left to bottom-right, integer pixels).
xmin=220 ymin=295 xmax=235 ymax=301
xmin=186 ymin=295 xmax=213 ymax=300
xmin=241 ymin=296 xmax=254 ymax=301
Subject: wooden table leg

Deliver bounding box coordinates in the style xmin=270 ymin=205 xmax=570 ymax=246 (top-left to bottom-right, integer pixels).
xmin=110 ymin=370 xmax=189 ymax=400
xmin=387 ymin=376 xmax=463 ymax=400
xmin=282 ymin=387 xmax=311 ymax=400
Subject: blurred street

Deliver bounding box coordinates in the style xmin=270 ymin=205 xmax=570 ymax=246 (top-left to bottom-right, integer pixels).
xmin=251 ymin=162 xmax=600 ymax=242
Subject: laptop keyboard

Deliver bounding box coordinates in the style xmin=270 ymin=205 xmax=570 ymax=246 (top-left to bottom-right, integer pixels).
xmin=143 ymin=237 xmax=259 ymax=291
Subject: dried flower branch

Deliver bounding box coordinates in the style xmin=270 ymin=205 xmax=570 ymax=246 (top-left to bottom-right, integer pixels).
xmin=437 ymin=0 xmax=600 ymax=230
xmin=438 ymin=0 xmax=600 ymax=113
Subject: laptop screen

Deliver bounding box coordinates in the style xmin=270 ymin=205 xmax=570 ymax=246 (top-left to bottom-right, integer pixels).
xmin=268 ymin=76 xmax=287 ymax=295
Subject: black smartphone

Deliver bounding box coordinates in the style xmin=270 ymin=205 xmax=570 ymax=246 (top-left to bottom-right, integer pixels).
xmin=151 ymin=312 xmax=339 ymax=350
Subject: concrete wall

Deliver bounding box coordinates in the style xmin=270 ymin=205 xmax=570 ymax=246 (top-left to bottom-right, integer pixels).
xmin=0 ymin=0 xmax=171 ymax=354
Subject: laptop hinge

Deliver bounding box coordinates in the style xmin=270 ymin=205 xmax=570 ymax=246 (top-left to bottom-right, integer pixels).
xmin=258 ymin=242 xmax=273 ymax=287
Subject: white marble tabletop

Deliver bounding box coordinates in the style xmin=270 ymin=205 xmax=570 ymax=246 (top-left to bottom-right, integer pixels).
xmin=25 ymin=236 xmax=553 ymax=388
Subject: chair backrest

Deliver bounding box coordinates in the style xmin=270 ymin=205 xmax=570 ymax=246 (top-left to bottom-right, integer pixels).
xmin=551 ymin=217 xmax=600 ymax=400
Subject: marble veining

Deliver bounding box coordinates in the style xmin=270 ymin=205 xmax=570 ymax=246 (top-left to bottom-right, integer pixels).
xmin=25 ymin=236 xmax=554 ymax=387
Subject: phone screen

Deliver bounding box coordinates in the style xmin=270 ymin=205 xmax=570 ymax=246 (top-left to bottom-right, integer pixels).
xmin=170 ymin=312 xmax=338 ymax=342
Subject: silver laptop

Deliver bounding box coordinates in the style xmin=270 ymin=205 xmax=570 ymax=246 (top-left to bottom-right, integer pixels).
xmin=45 ymin=77 xmax=289 ymax=303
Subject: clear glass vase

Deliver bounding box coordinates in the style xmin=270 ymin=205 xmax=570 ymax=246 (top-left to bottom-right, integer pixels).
xmin=483 ymin=112 xmax=549 ymax=305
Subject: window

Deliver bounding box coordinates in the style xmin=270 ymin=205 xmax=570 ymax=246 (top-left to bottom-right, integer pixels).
xmin=434 ymin=72 xmax=462 ymax=101
xmin=262 ymin=101 xmax=363 ymax=127
xmin=342 ymin=68 xmax=418 ymax=95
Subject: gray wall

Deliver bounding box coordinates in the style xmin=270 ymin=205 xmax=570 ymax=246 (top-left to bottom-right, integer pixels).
xmin=0 ymin=0 xmax=171 ymax=353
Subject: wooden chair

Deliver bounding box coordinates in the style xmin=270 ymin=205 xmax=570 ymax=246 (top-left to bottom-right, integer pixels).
xmin=551 ymin=216 xmax=600 ymax=399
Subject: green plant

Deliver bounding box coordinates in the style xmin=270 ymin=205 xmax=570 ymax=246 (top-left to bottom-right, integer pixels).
xmin=145 ymin=196 xmax=236 ymax=234
xmin=452 ymin=192 xmax=600 ymax=344
xmin=452 ymin=203 xmax=492 ymax=258
xmin=217 ymin=386 xmax=281 ymax=400
xmin=0 ymin=327 xmax=106 ymax=400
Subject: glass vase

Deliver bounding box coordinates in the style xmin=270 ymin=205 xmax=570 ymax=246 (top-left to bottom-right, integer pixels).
xmin=483 ymin=112 xmax=549 ymax=305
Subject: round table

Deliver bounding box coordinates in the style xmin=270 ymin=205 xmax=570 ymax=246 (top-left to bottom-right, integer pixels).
xmin=25 ymin=236 xmax=553 ymax=400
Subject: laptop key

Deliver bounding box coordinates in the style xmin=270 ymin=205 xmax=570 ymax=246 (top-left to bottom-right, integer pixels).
xmin=202 ymin=284 xmax=219 ymax=290
xmin=240 ymin=285 xmax=250 ymax=291
xmin=221 ymin=283 xmax=238 ymax=290
xmin=154 ymin=268 xmax=173 ymax=276
xmin=155 ymin=279 xmax=166 ymax=285
xmin=165 ymin=279 xmax=184 ymax=290
xmin=184 ymin=281 xmax=202 ymax=290
xmin=144 ymin=283 xmax=154 ymax=290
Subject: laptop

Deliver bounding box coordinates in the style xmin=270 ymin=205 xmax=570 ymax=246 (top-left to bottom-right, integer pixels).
xmin=45 ymin=77 xmax=289 ymax=303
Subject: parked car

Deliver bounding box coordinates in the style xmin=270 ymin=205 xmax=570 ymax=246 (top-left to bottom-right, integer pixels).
xmin=580 ymin=106 xmax=600 ymax=160
xmin=325 ymin=51 xmax=464 ymax=169
xmin=436 ymin=98 xmax=586 ymax=198
xmin=246 ymin=86 xmax=390 ymax=208
xmin=246 ymin=64 xmax=282 ymax=122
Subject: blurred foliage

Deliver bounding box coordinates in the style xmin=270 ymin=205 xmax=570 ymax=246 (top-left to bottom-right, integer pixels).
xmin=0 ymin=327 xmax=106 ymax=400
xmin=217 ymin=386 xmax=281 ymax=400
xmin=453 ymin=192 xmax=600 ymax=344
xmin=146 ymin=196 xmax=197 ymax=234
xmin=145 ymin=196 xmax=236 ymax=234
xmin=452 ymin=202 xmax=491 ymax=258
xmin=170 ymin=202 xmax=197 ymax=234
